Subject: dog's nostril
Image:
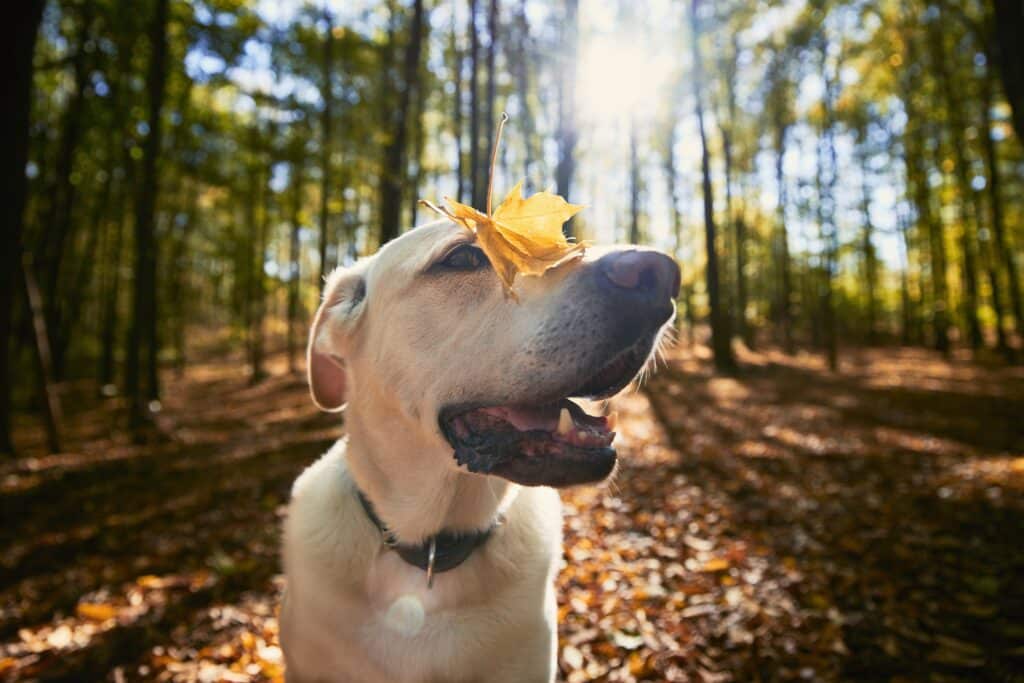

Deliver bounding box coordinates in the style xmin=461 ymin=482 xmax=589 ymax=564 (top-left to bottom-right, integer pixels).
xmin=637 ymin=267 xmax=657 ymax=292
xmin=600 ymin=250 xmax=673 ymax=295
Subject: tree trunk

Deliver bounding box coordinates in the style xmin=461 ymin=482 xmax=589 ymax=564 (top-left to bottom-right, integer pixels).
xmin=514 ymin=0 xmax=537 ymax=187
xmin=929 ymin=14 xmax=983 ymax=351
xmin=407 ymin=9 xmax=430 ymax=226
xmin=288 ymin=154 xmax=306 ymax=374
xmin=379 ymin=0 xmax=425 ymax=244
xmin=468 ymin=0 xmax=481 ymax=208
xmin=126 ymin=0 xmax=170 ymax=435
xmin=991 ymin=0 xmax=1024 ymax=143
xmin=23 ymin=258 xmax=63 ymax=453
xmin=39 ymin=4 xmax=97 ymax=379
xmin=717 ymin=37 xmax=750 ymax=349
xmin=981 ymin=59 xmax=1023 ymax=342
xmin=690 ymin=0 xmax=734 ymax=373
xmin=855 ymin=126 xmax=878 ymax=344
xmin=902 ymin=24 xmax=950 ymax=354
xmin=817 ymin=33 xmax=839 ymax=372
xmin=319 ymin=8 xmax=334 ymax=286
xmin=663 ymin=118 xmax=690 ymax=342
xmin=483 ymin=0 xmax=498 ymax=199
xmin=770 ymin=78 xmax=794 ymax=354
xmin=555 ymin=0 xmax=579 ymax=237
xmin=0 ymin=0 xmax=42 ymax=454
xmin=99 ymin=177 xmax=129 ymax=392
xmin=628 ymin=117 xmax=641 ymax=244
xmin=169 ymin=181 xmax=198 ymax=377
xmin=896 ymin=208 xmax=914 ymax=346
xmin=248 ymin=122 xmax=270 ymax=386
xmin=451 ymin=13 xmax=466 ymax=202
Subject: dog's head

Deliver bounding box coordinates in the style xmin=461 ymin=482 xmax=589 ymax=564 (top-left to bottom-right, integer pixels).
xmin=308 ymin=220 xmax=679 ymax=488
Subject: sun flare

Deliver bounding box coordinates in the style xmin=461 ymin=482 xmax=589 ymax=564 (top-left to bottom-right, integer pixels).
xmin=576 ymin=33 xmax=676 ymax=124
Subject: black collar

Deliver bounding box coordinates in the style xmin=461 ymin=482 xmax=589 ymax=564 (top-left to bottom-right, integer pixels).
xmin=356 ymin=489 xmax=496 ymax=582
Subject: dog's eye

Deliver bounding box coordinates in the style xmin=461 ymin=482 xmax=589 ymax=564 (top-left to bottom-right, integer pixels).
xmin=440 ymin=244 xmax=489 ymax=271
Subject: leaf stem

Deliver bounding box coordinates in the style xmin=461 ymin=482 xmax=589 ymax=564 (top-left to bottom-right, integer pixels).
xmin=486 ymin=112 xmax=509 ymax=215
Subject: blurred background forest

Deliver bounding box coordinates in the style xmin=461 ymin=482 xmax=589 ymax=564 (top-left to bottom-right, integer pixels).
xmin=2 ymin=0 xmax=1024 ymax=681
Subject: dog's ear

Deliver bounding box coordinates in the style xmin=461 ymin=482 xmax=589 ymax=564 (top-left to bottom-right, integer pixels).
xmin=307 ymin=266 xmax=367 ymax=412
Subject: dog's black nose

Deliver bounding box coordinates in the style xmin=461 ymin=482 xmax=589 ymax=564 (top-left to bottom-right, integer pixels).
xmin=596 ymin=250 xmax=681 ymax=307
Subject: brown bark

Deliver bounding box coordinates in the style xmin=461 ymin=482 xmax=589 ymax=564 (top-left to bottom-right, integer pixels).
xmin=22 ymin=257 xmax=63 ymax=453
xmin=126 ymin=0 xmax=170 ymax=434
xmin=451 ymin=14 xmax=465 ymax=202
xmin=39 ymin=3 xmax=94 ymax=328
xmin=991 ymin=0 xmax=1024 ymax=143
xmin=628 ymin=117 xmax=641 ymax=244
xmin=319 ymin=8 xmax=334 ymax=286
xmin=690 ymin=0 xmax=735 ymax=373
xmin=902 ymin=23 xmax=950 ymax=354
xmin=468 ymin=0 xmax=481 ymax=208
xmin=379 ymin=0 xmax=425 ymax=244
xmin=981 ymin=60 xmax=1023 ymax=341
xmin=555 ymin=0 xmax=579 ymax=237
xmin=483 ymin=0 xmax=498 ymax=202
xmin=929 ymin=14 xmax=983 ymax=351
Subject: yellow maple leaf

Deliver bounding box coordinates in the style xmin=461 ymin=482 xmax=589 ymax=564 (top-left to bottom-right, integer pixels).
xmin=421 ymin=114 xmax=587 ymax=296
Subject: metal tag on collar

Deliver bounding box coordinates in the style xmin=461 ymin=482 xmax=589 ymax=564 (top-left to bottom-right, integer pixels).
xmin=425 ymin=537 xmax=437 ymax=589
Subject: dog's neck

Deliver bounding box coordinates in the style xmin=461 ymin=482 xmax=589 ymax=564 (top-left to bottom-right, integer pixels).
xmin=342 ymin=401 xmax=516 ymax=545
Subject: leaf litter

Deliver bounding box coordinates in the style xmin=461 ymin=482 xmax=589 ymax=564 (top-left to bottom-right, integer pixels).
xmin=1 ymin=344 xmax=1023 ymax=681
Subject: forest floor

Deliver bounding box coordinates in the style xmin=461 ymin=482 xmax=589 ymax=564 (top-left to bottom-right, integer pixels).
xmin=1 ymin=344 xmax=1023 ymax=682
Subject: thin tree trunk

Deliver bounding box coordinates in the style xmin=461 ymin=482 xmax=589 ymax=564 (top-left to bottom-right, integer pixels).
xmin=407 ymin=11 xmax=430 ymax=226
xmin=483 ymin=0 xmax=498 ymax=198
xmin=690 ymin=0 xmax=734 ymax=373
xmin=39 ymin=3 xmax=93 ymax=315
xmin=991 ymin=0 xmax=1024 ymax=143
xmin=663 ymin=118 xmax=689 ymax=342
xmin=929 ymin=15 xmax=982 ymax=351
xmin=451 ymin=13 xmax=465 ymax=202
xmin=856 ymin=127 xmax=878 ymax=344
xmin=976 ymin=188 xmax=1012 ymax=359
xmin=99 ymin=176 xmax=129 ymax=392
xmin=379 ymin=0 xmax=425 ymax=244
xmin=126 ymin=0 xmax=170 ymax=435
xmin=249 ymin=122 xmax=269 ymax=385
xmin=23 ymin=257 xmax=63 ymax=453
xmin=817 ymin=33 xmax=839 ymax=372
xmin=981 ymin=60 xmax=1023 ymax=342
xmin=772 ymin=109 xmax=793 ymax=353
xmin=1 ymin=0 xmax=47 ymax=436
xmin=39 ymin=4 xmax=96 ymax=378
xmin=555 ymin=0 xmax=579 ymax=237
xmin=319 ymin=8 xmax=334 ymax=286
xmin=468 ymin=0 xmax=481 ymax=208
xmin=514 ymin=0 xmax=536 ymax=186
xmin=288 ymin=155 xmax=306 ymax=374
xmin=628 ymin=118 xmax=640 ymax=244
xmin=902 ymin=24 xmax=950 ymax=354
xmin=897 ymin=207 xmax=914 ymax=345
xmin=170 ymin=181 xmax=199 ymax=376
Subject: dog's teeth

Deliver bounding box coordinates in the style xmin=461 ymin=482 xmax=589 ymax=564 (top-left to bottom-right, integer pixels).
xmin=606 ymin=412 xmax=618 ymax=431
xmin=557 ymin=408 xmax=573 ymax=435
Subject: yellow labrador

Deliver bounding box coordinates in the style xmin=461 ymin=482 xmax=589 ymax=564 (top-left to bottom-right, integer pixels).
xmin=281 ymin=219 xmax=679 ymax=682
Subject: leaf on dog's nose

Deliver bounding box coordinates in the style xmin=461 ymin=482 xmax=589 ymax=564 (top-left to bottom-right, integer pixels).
xmin=439 ymin=183 xmax=586 ymax=295
xmin=419 ymin=113 xmax=587 ymax=298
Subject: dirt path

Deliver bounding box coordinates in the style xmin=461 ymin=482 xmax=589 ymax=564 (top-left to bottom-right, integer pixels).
xmin=2 ymin=347 xmax=1022 ymax=681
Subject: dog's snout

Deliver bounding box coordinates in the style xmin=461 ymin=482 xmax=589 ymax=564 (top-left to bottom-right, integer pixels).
xmin=597 ymin=250 xmax=681 ymax=305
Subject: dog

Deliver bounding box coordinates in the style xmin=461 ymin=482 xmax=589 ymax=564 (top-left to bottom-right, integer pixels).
xmin=280 ymin=218 xmax=679 ymax=682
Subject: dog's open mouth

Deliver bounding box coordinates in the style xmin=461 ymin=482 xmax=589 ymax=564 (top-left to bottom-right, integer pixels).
xmin=440 ymin=335 xmax=656 ymax=487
